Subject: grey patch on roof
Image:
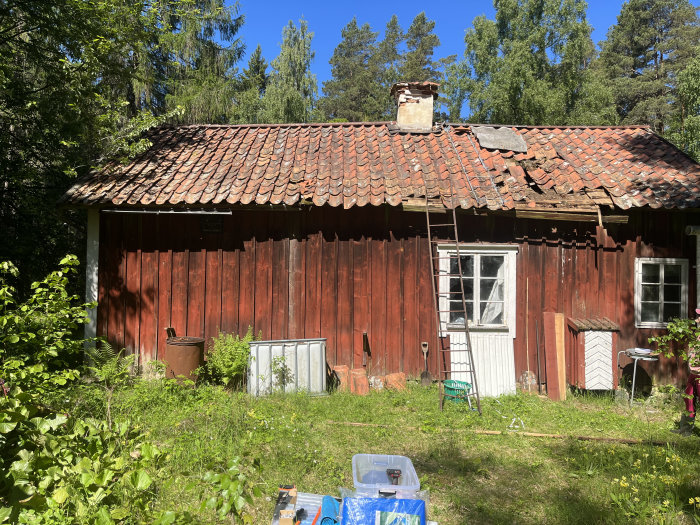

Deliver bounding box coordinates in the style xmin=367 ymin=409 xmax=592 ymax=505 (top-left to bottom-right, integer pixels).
xmin=472 ymin=126 xmax=528 ymax=153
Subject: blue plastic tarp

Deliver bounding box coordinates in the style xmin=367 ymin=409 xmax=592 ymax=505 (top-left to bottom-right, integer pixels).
xmin=341 ymin=497 xmax=426 ymax=525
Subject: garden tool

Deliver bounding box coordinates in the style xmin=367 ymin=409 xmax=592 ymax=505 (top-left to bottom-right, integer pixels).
xmin=420 ymin=342 xmax=432 ymax=386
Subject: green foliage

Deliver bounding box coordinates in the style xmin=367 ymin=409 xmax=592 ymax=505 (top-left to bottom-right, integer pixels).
xmin=259 ymin=19 xmax=318 ymax=123
xmin=667 ymin=52 xmax=700 ymax=161
xmin=0 ymin=1 xmax=244 ymax=293
xmin=318 ymin=13 xmax=450 ymax=121
xmin=0 ymin=255 xmax=91 ymax=378
xmin=450 ymin=0 xmax=613 ymax=124
xmin=200 ymin=458 xmax=261 ymax=524
xmin=270 ymin=356 xmax=294 ymax=392
xmin=598 ymin=0 xmax=700 ymax=134
xmin=158 ymin=0 xmax=245 ymax=124
xmin=649 ymin=317 xmax=700 ymax=369
xmin=199 ymin=328 xmax=255 ymax=388
xmin=87 ymin=342 xmax=136 ymax=430
xmin=230 ymin=46 xmax=269 ymax=124
xmin=400 ymin=12 xmax=446 ymax=84
xmin=241 ymin=45 xmax=269 ymax=95
xmin=1 ymin=415 xmax=165 ymax=524
xmin=319 ymin=18 xmax=385 ymax=122
xmin=0 ymin=258 xmax=166 ymax=523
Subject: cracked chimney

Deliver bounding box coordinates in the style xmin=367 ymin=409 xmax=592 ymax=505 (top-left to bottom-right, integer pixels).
xmin=391 ymin=81 xmax=439 ymax=132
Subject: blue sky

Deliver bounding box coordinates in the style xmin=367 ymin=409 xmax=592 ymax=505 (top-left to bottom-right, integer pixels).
xmin=233 ymin=0 xmax=650 ymax=88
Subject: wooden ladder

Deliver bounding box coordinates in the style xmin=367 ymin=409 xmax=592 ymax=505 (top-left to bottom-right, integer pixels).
xmin=425 ymin=200 xmax=482 ymax=414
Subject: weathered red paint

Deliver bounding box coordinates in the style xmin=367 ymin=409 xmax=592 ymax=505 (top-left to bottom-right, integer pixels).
xmin=98 ymin=207 xmax=699 ymax=383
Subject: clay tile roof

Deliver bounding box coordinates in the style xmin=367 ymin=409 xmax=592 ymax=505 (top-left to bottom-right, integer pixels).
xmin=64 ymin=122 xmax=700 ymax=211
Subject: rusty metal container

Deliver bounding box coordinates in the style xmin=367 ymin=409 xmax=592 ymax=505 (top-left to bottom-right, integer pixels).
xmin=164 ymin=336 xmax=204 ymax=382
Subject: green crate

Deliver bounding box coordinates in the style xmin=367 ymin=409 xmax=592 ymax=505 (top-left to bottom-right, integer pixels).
xmin=443 ymin=379 xmax=472 ymax=403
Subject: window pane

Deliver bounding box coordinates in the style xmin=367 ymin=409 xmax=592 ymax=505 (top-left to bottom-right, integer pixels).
xmin=463 ymin=278 xmax=474 ymax=298
xmin=641 ymin=284 xmax=659 ymax=301
xmin=449 ymin=300 xmax=473 ymax=324
xmin=663 ymin=302 xmax=681 ymax=321
xmin=450 ymin=277 xmax=474 ymax=299
xmin=664 ymin=264 xmax=681 ymax=284
xmin=664 ymin=284 xmax=681 ymax=302
xmin=449 ymin=300 xmax=464 ymax=324
xmin=641 ymin=302 xmax=660 ymax=323
xmin=480 ymin=302 xmax=503 ymax=324
xmin=641 ymin=263 xmax=660 ymax=283
xmin=450 ymin=255 xmax=473 ymax=277
xmin=480 ymin=279 xmax=503 ymax=301
xmin=481 ymin=255 xmax=504 ymax=278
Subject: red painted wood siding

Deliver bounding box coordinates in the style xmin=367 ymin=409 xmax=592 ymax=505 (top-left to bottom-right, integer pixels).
xmin=98 ymin=207 xmax=441 ymax=377
xmin=98 ymin=207 xmax=698 ymax=383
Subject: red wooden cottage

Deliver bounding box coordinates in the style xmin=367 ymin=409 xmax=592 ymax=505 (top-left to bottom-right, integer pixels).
xmin=65 ymin=82 xmax=700 ymax=397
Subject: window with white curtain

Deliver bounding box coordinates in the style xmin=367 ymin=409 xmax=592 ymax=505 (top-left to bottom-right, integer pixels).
xmin=438 ymin=246 xmax=517 ymax=330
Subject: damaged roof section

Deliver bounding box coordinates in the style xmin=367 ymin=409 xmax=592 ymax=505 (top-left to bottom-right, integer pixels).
xmin=64 ymin=122 xmax=700 ymax=211
xmin=453 ymin=124 xmax=700 ymax=210
xmin=472 ymin=126 xmax=528 ymax=153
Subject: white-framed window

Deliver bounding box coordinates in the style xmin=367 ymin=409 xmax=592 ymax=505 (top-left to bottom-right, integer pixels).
xmin=635 ymin=257 xmax=689 ymax=328
xmin=438 ymin=245 xmax=517 ymax=334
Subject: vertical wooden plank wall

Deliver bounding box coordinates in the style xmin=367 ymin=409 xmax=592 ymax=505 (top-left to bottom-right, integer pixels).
xmin=98 ymin=207 xmax=696 ymax=382
xmin=98 ymin=207 xmax=440 ymax=377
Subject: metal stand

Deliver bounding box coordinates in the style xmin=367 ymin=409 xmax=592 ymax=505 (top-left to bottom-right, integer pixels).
xmin=616 ymin=349 xmax=659 ymax=405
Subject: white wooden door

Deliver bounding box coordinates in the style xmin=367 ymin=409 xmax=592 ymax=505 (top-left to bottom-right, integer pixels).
xmin=438 ymin=245 xmax=518 ymax=397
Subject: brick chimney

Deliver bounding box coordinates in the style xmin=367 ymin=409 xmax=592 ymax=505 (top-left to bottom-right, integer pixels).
xmin=391 ymin=82 xmax=439 ymax=132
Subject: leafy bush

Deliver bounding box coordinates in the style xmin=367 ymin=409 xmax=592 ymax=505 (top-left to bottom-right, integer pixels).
xmin=200 ymin=458 xmax=261 ymax=524
xmin=199 ymin=328 xmax=256 ymax=389
xmin=0 ymin=256 xmax=91 ymax=391
xmin=0 ymin=257 xmax=165 ymax=523
xmin=649 ymin=317 xmax=700 ymax=369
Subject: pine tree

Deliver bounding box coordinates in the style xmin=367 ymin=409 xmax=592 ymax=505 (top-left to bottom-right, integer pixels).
xmin=450 ymin=0 xmax=611 ymax=125
xmin=241 ymin=44 xmax=269 ymax=95
xmin=159 ymin=0 xmax=245 ymax=124
xmin=399 ymin=12 xmax=442 ymax=82
xmin=598 ymin=0 xmax=700 ymax=133
xmin=231 ymin=45 xmax=268 ymax=124
xmin=319 ymin=18 xmax=384 ymax=121
xmin=260 ymin=19 xmax=317 ymax=123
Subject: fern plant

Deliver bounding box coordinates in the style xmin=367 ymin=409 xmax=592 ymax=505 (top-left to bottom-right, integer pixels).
xmin=198 ymin=328 xmax=256 ymax=389
xmin=87 ymin=341 xmax=135 ymax=429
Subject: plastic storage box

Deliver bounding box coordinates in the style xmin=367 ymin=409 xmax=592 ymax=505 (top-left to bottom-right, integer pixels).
xmin=352 ymin=454 xmax=420 ymax=498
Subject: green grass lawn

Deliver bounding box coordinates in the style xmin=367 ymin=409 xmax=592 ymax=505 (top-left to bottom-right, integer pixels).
xmin=103 ymin=382 xmax=700 ymax=524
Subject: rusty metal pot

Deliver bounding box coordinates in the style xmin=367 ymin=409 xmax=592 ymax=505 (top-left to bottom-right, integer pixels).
xmin=164 ymin=336 xmax=204 ymax=382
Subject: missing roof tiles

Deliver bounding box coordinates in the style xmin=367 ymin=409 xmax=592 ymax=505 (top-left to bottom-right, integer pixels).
xmin=472 ymin=126 xmax=528 ymax=153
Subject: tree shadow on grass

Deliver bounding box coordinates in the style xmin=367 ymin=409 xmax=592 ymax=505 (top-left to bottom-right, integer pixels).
xmin=410 ymin=434 xmax=622 ymax=525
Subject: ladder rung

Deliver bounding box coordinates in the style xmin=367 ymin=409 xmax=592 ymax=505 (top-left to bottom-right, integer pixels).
xmin=428 ymin=223 xmax=456 ymax=227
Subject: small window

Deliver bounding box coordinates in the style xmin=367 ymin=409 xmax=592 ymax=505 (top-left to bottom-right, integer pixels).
xmin=635 ymin=258 xmax=688 ymax=328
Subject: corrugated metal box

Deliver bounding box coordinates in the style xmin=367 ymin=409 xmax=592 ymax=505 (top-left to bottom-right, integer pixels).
xmin=248 ymin=338 xmax=327 ymax=396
